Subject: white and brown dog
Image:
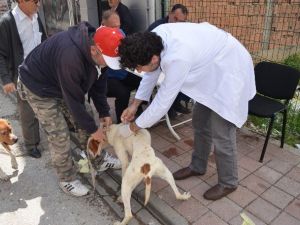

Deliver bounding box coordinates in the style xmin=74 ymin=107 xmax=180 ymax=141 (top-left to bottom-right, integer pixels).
xmin=88 ymin=124 xmax=191 ymax=225
xmin=0 ymin=119 xmax=18 ymax=181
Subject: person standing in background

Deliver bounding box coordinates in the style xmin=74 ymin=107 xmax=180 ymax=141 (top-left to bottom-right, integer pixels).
xmin=108 ymin=0 xmax=133 ymax=35
xmin=0 ymin=0 xmax=47 ymax=158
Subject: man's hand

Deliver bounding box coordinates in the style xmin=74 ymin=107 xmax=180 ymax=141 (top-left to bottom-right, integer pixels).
xmin=100 ymin=116 xmax=112 ymax=132
xmin=121 ymin=104 xmax=138 ymax=123
xmin=91 ymin=127 xmax=106 ymax=143
xmin=3 ymin=83 xmax=16 ymax=94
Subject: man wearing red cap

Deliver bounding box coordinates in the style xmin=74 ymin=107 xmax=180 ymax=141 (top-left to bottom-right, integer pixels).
xmin=17 ymin=22 xmax=124 ymax=197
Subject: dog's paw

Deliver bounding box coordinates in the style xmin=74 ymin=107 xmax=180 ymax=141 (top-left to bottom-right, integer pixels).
xmin=11 ymin=161 xmax=18 ymax=170
xmin=113 ymin=221 xmax=122 ymax=225
xmin=0 ymin=174 xmax=10 ymax=181
xmin=116 ymin=195 xmax=123 ymax=203
xmin=177 ymin=191 xmax=191 ymax=200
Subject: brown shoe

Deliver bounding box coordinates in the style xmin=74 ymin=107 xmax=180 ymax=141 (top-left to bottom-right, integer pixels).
xmin=203 ymin=184 xmax=237 ymax=200
xmin=173 ymin=167 xmax=204 ymax=180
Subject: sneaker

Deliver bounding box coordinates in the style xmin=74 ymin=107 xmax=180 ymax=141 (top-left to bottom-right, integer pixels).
xmin=59 ymin=179 xmax=89 ymax=197
xmin=98 ymin=151 xmax=121 ymax=172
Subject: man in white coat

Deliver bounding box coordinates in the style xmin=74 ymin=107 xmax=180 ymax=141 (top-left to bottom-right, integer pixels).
xmin=114 ymin=22 xmax=256 ymax=200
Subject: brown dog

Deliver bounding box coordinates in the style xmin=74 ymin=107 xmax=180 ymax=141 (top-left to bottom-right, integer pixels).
xmin=0 ymin=119 xmax=18 ymax=181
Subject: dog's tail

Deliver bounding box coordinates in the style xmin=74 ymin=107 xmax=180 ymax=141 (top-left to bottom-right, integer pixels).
xmin=144 ymin=176 xmax=151 ymax=205
xmin=141 ymin=163 xmax=152 ymax=206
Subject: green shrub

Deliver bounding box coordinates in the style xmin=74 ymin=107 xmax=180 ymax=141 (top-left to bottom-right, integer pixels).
xmin=283 ymin=53 xmax=300 ymax=71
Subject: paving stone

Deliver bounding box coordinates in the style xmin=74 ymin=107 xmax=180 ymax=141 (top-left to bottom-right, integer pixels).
xmin=157 ymin=186 xmax=185 ymax=208
xmin=228 ymin=185 xmax=258 ymax=207
xmin=155 ymin=151 xmax=181 ymax=173
xmin=174 ymin=138 xmax=193 ymax=152
xmin=267 ymin=158 xmax=295 ymax=174
xmin=192 ymin=211 xmax=227 ymax=225
xmin=173 ymin=151 xmax=193 ymax=167
xmin=284 ymin=198 xmax=300 ymax=220
xmin=246 ymin=197 xmax=281 ymax=224
xmin=240 ymin=174 xmax=271 ymax=195
xmin=261 ymin=186 xmax=294 ymax=209
xmin=247 ymin=148 xmax=273 ymax=162
xmin=269 ymin=145 xmax=300 ymax=165
xmin=254 ymin=166 xmax=283 ymax=184
xmin=205 ymin=173 xmax=218 ymax=186
xmin=151 ymin=136 xmax=171 ymax=150
xmin=286 ymin=166 xmax=300 ymax=183
xmin=271 ymin=212 xmax=300 ymax=225
xmin=190 ymin=182 xmax=212 ymax=206
xmin=275 ymin=176 xmax=300 ymax=197
xmin=199 ymin=164 xmax=216 ymax=181
xmin=175 ymin=175 xmax=202 ymax=191
xmin=229 ymin=211 xmax=267 ymax=225
xmin=238 ymin=156 xmax=263 ymax=172
xmin=160 ymin=144 xmax=186 ymax=158
xmin=150 ymin=177 xmax=169 ymax=193
xmin=174 ymin=197 xmax=208 ymax=223
xmin=237 ymin=166 xmax=251 ymax=180
xmin=207 ymin=197 xmax=242 ymax=222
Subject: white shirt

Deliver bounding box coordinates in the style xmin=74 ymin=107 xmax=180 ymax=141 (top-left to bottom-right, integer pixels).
xmin=135 ymin=22 xmax=256 ymax=128
xmin=12 ymin=5 xmax=41 ymax=59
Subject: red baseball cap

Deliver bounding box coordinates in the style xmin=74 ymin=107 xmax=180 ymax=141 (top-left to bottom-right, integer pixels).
xmin=93 ymin=26 xmax=125 ymax=70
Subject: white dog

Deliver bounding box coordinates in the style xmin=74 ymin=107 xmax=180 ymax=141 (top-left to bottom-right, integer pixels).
xmin=103 ymin=124 xmax=191 ymax=225
xmin=0 ymin=119 xmax=18 ymax=181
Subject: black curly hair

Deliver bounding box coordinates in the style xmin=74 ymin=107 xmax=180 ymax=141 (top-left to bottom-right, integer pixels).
xmin=118 ymin=32 xmax=164 ymax=70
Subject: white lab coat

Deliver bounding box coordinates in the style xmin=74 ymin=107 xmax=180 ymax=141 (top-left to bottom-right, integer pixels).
xmin=135 ymin=22 xmax=256 ymax=128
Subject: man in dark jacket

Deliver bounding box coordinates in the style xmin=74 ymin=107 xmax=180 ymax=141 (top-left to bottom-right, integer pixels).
xmin=17 ymin=22 xmax=122 ymax=197
xmin=108 ymin=0 xmax=133 ymax=35
xmin=0 ymin=0 xmax=47 ymax=158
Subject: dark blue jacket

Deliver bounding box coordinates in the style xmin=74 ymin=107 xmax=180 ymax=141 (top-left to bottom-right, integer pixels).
xmin=19 ymin=22 xmax=109 ymax=134
xmin=147 ymin=16 xmax=168 ymax=31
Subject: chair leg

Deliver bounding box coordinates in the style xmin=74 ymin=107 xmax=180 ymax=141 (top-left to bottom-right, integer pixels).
xmin=280 ymin=109 xmax=287 ymax=148
xmin=259 ymin=116 xmax=275 ymax=163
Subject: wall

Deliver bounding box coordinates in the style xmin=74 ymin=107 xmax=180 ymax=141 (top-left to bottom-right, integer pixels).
xmin=168 ymin=0 xmax=300 ymax=62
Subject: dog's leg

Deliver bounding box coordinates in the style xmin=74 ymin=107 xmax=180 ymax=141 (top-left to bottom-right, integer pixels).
xmin=3 ymin=145 xmax=18 ymax=170
xmin=0 ymin=167 xmax=10 ymax=181
xmin=114 ymin=143 xmax=129 ymax=177
xmin=9 ymin=152 xmax=18 ymax=170
xmin=114 ymin=169 xmax=143 ymax=225
xmin=155 ymin=160 xmax=191 ymax=200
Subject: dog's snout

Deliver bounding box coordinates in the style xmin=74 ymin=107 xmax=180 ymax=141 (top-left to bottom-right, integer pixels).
xmin=12 ymin=135 xmax=18 ymax=143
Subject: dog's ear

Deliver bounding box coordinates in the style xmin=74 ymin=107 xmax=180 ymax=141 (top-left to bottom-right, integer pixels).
xmin=87 ymin=139 xmax=102 ymax=158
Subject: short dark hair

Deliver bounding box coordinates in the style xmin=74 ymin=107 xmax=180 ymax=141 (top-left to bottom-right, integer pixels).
xmin=118 ymin=32 xmax=164 ymax=70
xmin=171 ymin=4 xmax=188 ymax=15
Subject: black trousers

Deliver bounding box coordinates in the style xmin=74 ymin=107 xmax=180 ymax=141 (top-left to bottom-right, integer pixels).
xmin=106 ymin=72 xmax=142 ymax=123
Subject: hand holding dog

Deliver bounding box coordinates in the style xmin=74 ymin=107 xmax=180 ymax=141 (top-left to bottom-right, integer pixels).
xmin=3 ymin=83 xmax=16 ymax=94
xmin=121 ymin=104 xmax=137 ymax=123
xmin=91 ymin=127 xmax=106 ymax=143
